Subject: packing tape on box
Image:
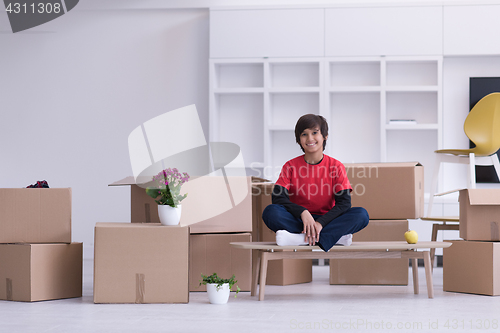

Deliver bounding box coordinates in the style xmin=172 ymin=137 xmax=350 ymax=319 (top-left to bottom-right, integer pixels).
xmin=135 ymin=273 xmax=145 ymax=304
xmin=491 ymin=222 xmax=500 ymax=241
xmin=6 ymin=278 xmax=12 ymax=301
xmin=144 ymin=203 xmax=151 ymax=223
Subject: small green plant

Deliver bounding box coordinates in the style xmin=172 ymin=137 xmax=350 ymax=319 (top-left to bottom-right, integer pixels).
xmin=199 ymin=273 xmax=241 ymax=297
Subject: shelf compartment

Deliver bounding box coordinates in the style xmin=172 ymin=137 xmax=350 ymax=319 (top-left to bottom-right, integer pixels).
xmin=269 ymin=130 xmax=303 ymax=181
xmin=270 ymin=62 xmax=320 ymax=88
xmin=329 ymin=86 xmax=381 ymax=92
xmin=386 ymin=86 xmax=439 ymax=92
xmin=269 ymin=87 xmax=321 ymax=93
xmin=329 ymin=91 xmax=381 ymax=163
xmin=386 ymin=60 xmax=438 ymax=86
xmin=330 ymin=61 xmax=380 ymax=87
xmin=216 ymin=93 xmax=264 ymax=166
xmin=386 ymin=129 xmax=438 ymax=191
xmin=214 ymin=88 xmax=265 ymax=94
xmin=269 ymin=92 xmax=320 ymax=129
xmin=215 ymin=63 xmax=264 ymax=88
xmin=386 ymin=91 xmax=438 ymax=124
xmin=385 ymin=124 xmax=439 ymax=130
xmin=268 ymin=125 xmax=295 ymax=131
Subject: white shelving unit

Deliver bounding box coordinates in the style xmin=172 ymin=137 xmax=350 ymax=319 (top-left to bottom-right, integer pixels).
xmin=210 ymin=58 xmax=324 ymax=179
xmin=209 ymin=59 xmax=265 ymax=170
xmin=383 ymin=57 xmax=442 ymax=194
xmin=210 ymin=56 xmax=442 ymax=184
xmin=326 ymin=57 xmax=382 ymax=163
xmin=325 ymin=56 xmax=442 ymax=192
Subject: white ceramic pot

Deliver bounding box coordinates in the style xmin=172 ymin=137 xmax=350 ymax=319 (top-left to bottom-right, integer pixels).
xmin=157 ymin=204 xmax=181 ymax=226
xmin=206 ymin=283 xmax=230 ymax=304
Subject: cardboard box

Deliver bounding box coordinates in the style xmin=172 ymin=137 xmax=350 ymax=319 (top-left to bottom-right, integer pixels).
xmin=0 ymin=242 xmax=82 ymax=302
xmin=251 ymin=181 xmax=274 ymax=242
xmin=253 ymin=182 xmax=313 ymax=286
xmin=109 ymin=176 xmax=252 ymax=234
xmin=93 ymin=223 xmax=189 ymax=303
xmin=329 ymin=220 xmax=409 ymax=285
xmin=443 ymin=240 xmax=500 ymax=296
xmin=344 ymin=162 xmax=424 ymax=219
xmin=190 ymin=233 xmax=252 ymax=292
xmin=0 ymin=188 xmax=72 ymax=243
xmin=459 ymin=189 xmax=500 ymax=241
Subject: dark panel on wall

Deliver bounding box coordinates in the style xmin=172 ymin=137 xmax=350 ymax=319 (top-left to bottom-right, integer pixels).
xmin=469 ymin=77 xmax=500 ymax=183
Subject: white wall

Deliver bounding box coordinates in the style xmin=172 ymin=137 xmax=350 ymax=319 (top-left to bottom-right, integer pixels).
xmin=0 ymin=7 xmax=209 ymax=258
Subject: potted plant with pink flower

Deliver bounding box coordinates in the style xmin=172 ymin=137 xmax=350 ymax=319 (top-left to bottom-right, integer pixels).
xmin=145 ymin=168 xmax=190 ymax=226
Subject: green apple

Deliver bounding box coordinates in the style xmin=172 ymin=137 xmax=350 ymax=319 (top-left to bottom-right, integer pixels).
xmin=404 ymin=230 xmax=418 ymax=244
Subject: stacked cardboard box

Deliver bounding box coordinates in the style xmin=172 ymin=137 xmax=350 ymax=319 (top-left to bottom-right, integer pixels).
xmin=330 ymin=162 xmax=424 ymax=285
xmin=252 ymin=182 xmax=312 ymax=286
xmin=93 ymin=223 xmax=189 ymax=303
xmin=0 ymin=188 xmax=82 ymax=302
xmin=443 ymin=189 xmax=500 ymax=296
xmin=189 ymin=233 xmax=252 ymax=292
xmin=330 ymin=220 xmax=409 ymax=285
xmin=345 ymin=162 xmax=424 ymax=220
xmin=106 ymin=176 xmax=255 ymax=299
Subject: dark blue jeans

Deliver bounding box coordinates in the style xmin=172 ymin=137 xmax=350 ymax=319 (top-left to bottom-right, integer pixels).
xmin=262 ymin=204 xmax=369 ymax=252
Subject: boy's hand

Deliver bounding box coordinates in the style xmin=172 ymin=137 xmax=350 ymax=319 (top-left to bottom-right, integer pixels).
xmin=301 ymin=210 xmax=322 ymax=245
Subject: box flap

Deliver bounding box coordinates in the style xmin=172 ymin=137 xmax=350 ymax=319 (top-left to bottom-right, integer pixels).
xmin=108 ymin=176 xmax=141 ymax=186
xmin=344 ymin=162 xmax=422 ymax=168
xmin=467 ymin=189 xmax=500 ymax=205
xmin=252 ymin=182 xmax=274 ymax=186
xmin=251 ymin=176 xmax=271 ymax=183
xmin=111 ymin=175 xmax=261 ymax=187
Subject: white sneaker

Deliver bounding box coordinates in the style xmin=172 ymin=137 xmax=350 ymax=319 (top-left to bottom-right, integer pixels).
xmin=276 ymin=230 xmax=308 ymax=246
xmin=335 ymin=234 xmax=352 ymax=246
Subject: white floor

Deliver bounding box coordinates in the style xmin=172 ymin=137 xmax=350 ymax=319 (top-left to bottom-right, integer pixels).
xmin=2 ymin=260 xmax=500 ymax=333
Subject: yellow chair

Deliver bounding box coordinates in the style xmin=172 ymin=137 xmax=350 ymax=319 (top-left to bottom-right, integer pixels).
xmin=427 ymin=92 xmax=500 ymax=217
xmin=424 ymin=93 xmax=500 ymax=267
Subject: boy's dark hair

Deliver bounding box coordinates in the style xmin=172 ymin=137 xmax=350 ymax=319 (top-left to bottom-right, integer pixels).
xmin=294 ymin=114 xmax=329 ymax=152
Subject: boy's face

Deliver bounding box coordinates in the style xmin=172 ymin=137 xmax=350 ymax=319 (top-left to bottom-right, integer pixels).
xmin=300 ymin=127 xmax=327 ymax=154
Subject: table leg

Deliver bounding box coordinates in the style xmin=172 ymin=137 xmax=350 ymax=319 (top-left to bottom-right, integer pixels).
xmin=430 ymin=224 xmax=439 ymax=269
xmin=423 ymin=251 xmax=434 ymax=299
xmin=251 ymin=250 xmax=260 ymax=297
xmin=258 ymin=251 xmax=269 ymax=301
xmin=411 ymin=258 xmax=419 ymax=294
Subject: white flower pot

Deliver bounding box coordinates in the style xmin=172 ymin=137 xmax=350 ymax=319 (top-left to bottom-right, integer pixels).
xmin=206 ymin=283 xmax=230 ymax=304
xmin=158 ymin=204 xmax=181 ymax=226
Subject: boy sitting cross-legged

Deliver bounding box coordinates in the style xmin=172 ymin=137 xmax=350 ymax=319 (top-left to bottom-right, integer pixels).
xmin=262 ymin=114 xmax=369 ymax=252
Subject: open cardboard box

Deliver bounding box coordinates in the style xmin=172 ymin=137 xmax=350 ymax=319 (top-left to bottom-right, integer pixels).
xmin=109 ymin=176 xmax=252 ymax=234
xmin=344 ymin=162 xmax=424 ymax=219
xmin=0 ymin=188 xmax=72 ymax=243
xmin=458 ymin=188 xmax=500 ymax=241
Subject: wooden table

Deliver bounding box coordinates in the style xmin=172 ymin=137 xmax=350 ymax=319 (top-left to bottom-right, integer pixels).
xmin=230 ymin=241 xmax=452 ymax=300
